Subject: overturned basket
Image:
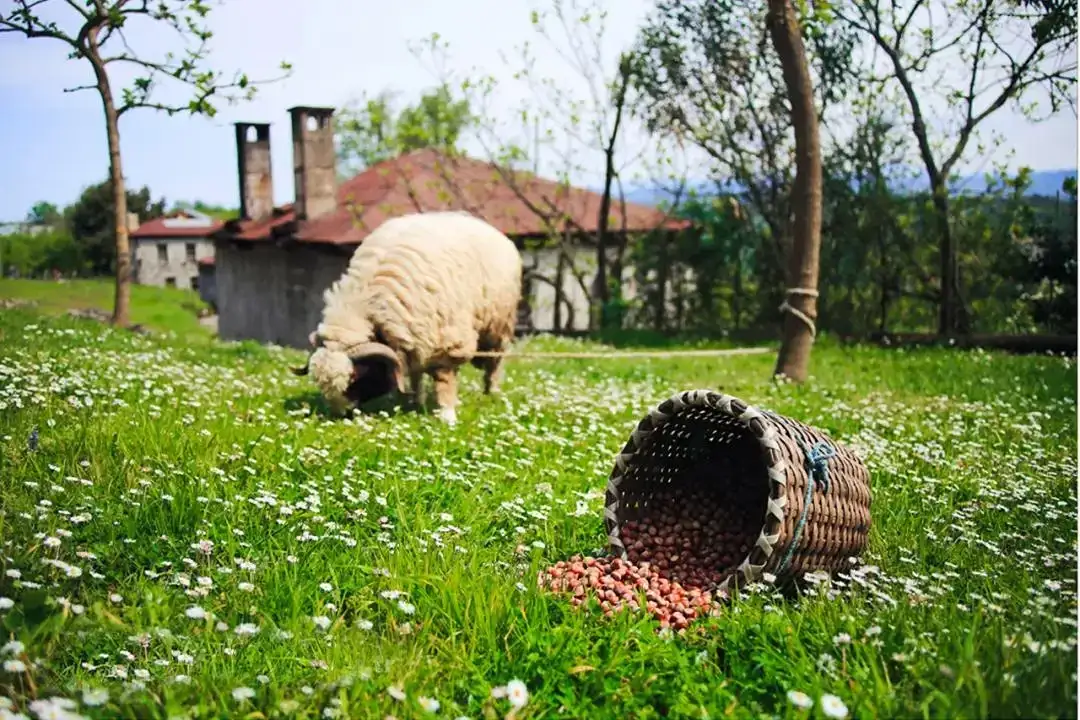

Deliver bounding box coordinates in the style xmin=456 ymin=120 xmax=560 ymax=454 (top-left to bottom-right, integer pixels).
xmin=604 ymin=390 xmax=872 ymax=593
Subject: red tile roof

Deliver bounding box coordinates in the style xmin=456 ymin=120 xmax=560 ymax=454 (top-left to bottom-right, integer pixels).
xmin=224 ymin=149 xmax=686 ymax=244
xmin=131 ymin=212 xmax=224 ymax=238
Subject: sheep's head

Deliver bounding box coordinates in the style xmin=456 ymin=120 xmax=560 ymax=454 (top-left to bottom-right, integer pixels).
xmin=291 ymin=339 xmax=404 ymax=415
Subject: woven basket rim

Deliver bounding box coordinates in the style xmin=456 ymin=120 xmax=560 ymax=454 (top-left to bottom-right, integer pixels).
xmin=603 ymin=389 xmax=789 ymax=593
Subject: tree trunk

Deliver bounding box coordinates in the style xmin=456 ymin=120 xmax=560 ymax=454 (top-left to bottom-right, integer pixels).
xmin=554 ymin=250 xmax=565 ymax=331
xmin=767 ymin=0 xmax=823 ymax=382
xmin=930 ymin=179 xmax=968 ymax=336
xmin=655 ymin=233 xmax=670 ymax=332
xmin=733 ymin=251 xmax=743 ymax=332
xmin=595 ymin=56 xmax=632 ymax=331
xmin=89 ymin=46 xmax=130 ymax=327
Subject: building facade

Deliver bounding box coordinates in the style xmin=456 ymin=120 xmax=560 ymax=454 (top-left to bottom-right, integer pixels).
xmin=130 ymin=211 xmax=222 ymax=291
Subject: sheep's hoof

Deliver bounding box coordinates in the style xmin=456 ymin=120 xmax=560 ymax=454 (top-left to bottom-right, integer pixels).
xmin=436 ymin=406 xmax=458 ymax=425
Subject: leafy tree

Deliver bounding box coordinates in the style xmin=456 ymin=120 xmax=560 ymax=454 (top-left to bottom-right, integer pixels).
xmin=26 ymin=201 xmax=62 ymax=226
xmin=0 ymin=1 xmax=291 ymax=326
xmin=631 ymin=0 xmax=859 ymax=335
xmin=65 ymin=177 xmax=166 ymax=275
xmin=832 ymin=0 xmax=1078 ymax=336
xmin=411 ymin=0 xmax=687 ymax=332
xmin=1 ymin=228 xmax=84 ymax=277
xmin=336 ymin=84 xmax=474 ymax=175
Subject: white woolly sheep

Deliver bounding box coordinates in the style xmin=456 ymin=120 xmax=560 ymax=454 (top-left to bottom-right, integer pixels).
xmin=291 ymin=211 xmax=523 ymax=425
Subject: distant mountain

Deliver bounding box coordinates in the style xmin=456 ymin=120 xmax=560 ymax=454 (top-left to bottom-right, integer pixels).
xmin=609 ymin=169 xmax=1078 ymax=207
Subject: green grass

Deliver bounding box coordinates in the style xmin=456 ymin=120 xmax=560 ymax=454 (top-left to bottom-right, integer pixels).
xmin=0 ymin=306 xmax=1075 ymax=720
xmin=0 ymin=278 xmax=210 ymax=341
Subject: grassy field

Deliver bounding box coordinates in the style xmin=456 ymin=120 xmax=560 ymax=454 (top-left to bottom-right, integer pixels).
xmin=0 ymin=303 xmax=1075 ymax=720
xmin=0 ymin=278 xmax=211 ymax=341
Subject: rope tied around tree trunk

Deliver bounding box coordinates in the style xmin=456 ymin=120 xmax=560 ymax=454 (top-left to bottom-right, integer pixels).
xmin=774 ymin=437 xmax=836 ymax=577
xmin=779 ymin=287 xmax=819 ymax=339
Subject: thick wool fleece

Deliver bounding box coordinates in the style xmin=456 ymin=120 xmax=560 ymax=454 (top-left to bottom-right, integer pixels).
xmin=308 ymin=347 xmax=355 ymax=415
xmin=311 ymin=211 xmax=522 ymax=408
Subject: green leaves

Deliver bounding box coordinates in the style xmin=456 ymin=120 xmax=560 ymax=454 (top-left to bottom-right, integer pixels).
xmin=335 ymin=84 xmax=475 ymax=174
xmin=0 ymin=1 xmax=293 ymax=119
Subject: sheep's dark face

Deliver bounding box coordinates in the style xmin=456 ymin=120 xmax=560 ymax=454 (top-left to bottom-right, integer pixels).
xmin=292 ymin=341 xmax=404 ymax=416
xmin=345 ymin=356 xmax=400 ymax=406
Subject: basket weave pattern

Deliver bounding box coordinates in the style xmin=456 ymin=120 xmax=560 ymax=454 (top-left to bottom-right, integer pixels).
xmin=603 ymin=390 xmax=872 ymax=592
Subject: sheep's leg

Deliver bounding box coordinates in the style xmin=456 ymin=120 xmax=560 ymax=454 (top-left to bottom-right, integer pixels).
xmin=409 ymin=369 xmax=426 ymax=408
xmin=477 ymin=355 xmax=505 ymax=395
xmin=431 ymin=366 xmax=460 ymax=425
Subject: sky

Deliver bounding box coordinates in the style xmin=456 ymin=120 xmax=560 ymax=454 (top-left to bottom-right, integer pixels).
xmin=0 ymin=0 xmax=1077 ymax=222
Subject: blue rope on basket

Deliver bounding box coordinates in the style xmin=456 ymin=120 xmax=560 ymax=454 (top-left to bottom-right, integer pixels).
xmin=774 ymin=438 xmax=836 ymax=576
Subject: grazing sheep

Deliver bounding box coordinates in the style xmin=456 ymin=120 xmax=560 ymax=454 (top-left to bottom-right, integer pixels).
xmin=291 ymin=211 xmax=523 ymax=425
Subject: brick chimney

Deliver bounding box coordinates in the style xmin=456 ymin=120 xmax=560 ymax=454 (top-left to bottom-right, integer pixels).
xmin=234 ymin=122 xmax=274 ymax=221
xmin=288 ymin=106 xmax=337 ymax=221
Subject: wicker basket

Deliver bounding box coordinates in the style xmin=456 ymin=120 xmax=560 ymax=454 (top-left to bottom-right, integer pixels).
xmin=603 ymin=390 xmax=872 ymax=593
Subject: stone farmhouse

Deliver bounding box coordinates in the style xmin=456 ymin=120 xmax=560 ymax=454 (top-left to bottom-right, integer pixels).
xmin=200 ymin=106 xmax=683 ymax=349
xmin=129 ymin=209 xmax=221 ymax=293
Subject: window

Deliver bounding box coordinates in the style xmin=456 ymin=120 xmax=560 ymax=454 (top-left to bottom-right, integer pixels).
xmin=165 ymin=277 xmax=176 ymax=288
xmin=185 ymin=243 xmax=196 ymax=262
xmin=191 ymin=276 xmax=200 ymax=292
xmin=157 ymin=244 xmax=168 ymax=263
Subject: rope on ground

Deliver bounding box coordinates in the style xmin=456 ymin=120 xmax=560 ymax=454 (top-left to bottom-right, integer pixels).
xmin=469 ymin=347 xmax=774 ymax=360
xmin=778 ymin=287 xmax=819 ymax=339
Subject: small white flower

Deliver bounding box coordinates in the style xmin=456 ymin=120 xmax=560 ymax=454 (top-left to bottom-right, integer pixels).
xmin=184 ymin=606 xmax=206 ymax=620
xmin=232 ymin=686 xmax=256 ymax=702
xmin=134 ymin=668 xmax=150 ymax=680
xmin=82 ymin=688 xmax=109 ymax=706
xmin=387 ymin=685 xmax=406 ymax=701
xmin=820 ymin=693 xmax=848 ymax=719
xmin=312 ymin=615 xmax=331 ymax=631
xmin=506 ymin=679 xmax=528 ymax=709
xmin=109 ymin=594 xmax=123 ymax=604
xmin=319 ymin=582 xmax=333 ymax=592
xmin=5 ymin=570 xmax=20 ymax=579
xmin=43 ymin=537 xmax=61 ymax=548
xmin=257 ymin=674 xmax=270 ymax=684
xmin=356 ymin=619 xmax=374 ymax=631
xmin=3 ymin=659 xmax=26 ymax=672
xmin=234 ymin=623 xmax=260 ymax=637
xmin=0 ymin=598 xmax=13 ymax=610
xmin=238 ymin=582 xmax=255 ymax=592
xmin=787 ymin=690 xmax=813 ymax=709
xmin=1 ymin=641 xmax=24 ymax=656
xmin=418 ymin=696 xmax=440 ymax=713
xmin=833 ymin=633 xmax=852 ymax=645
xmin=397 ymin=600 xmax=416 ymax=615
xmin=279 ymin=699 xmax=300 ymax=713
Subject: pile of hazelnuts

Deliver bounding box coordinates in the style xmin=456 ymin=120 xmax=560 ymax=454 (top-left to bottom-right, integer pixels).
xmin=538 ymin=486 xmax=762 ymax=632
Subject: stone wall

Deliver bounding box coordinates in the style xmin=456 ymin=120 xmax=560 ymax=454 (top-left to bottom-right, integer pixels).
xmin=133 ymin=237 xmax=215 ymax=290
